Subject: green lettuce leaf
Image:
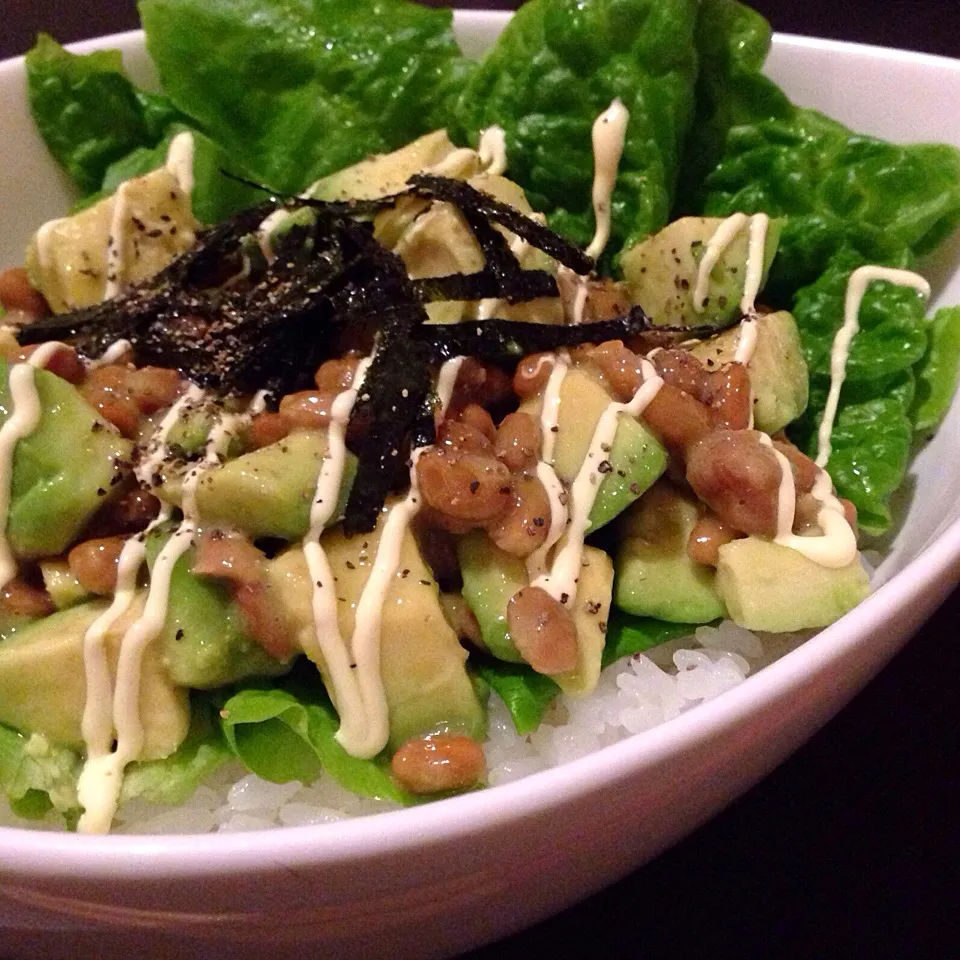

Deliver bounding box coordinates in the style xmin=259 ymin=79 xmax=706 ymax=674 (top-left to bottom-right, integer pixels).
xmin=0 ymin=724 xmax=81 ymax=824
xmin=791 ymin=249 xmax=929 ymax=384
xmin=912 ymin=306 xmax=960 ymax=433
xmin=786 ymin=251 xmax=929 ymax=533
xmin=453 ymin=0 xmax=700 ymax=252
xmin=121 ymin=697 xmax=231 ymax=806
xmin=138 ymin=0 xmax=470 ymax=196
xmin=476 ymin=611 xmax=694 ymax=736
xmin=25 ymin=33 xmax=185 ymax=195
xmin=218 ymin=669 xmax=411 ymax=804
xmin=473 ymin=659 xmax=560 ymax=736
xmin=602 ymin=610 xmax=698 ymax=668
xmin=705 ymin=108 xmax=960 ymax=296
xmin=676 ymin=0 xmax=792 ymax=212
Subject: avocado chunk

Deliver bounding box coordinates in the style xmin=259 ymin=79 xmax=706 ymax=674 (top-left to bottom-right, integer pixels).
xmin=522 ymin=366 xmax=667 ymax=532
xmin=621 ymin=216 xmax=781 ymax=329
xmin=457 ymin=530 xmax=614 ymax=696
xmin=0 ymin=600 xmax=189 ymax=759
xmin=310 ymin=129 xmax=482 ymax=253
xmin=267 ymin=522 xmax=486 ymax=751
xmin=193 ymin=430 xmax=354 ymax=541
xmin=145 ymin=535 xmax=292 ymax=690
xmin=690 ymin=310 xmax=809 ymax=433
xmin=715 ymin=537 xmax=870 ymax=632
xmin=25 ymin=165 xmax=197 ymax=313
xmin=310 ymin=130 xmax=463 ymax=202
xmin=40 ymin=560 xmax=90 ymax=610
xmin=0 ymin=361 xmax=130 ymax=558
xmin=614 ymin=482 xmax=726 ymax=624
xmin=456 ymin=530 xmax=526 ymax=663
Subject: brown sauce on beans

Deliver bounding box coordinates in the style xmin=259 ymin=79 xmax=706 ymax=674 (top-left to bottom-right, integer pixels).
xmin=416 ymin=449 xmax=512 ymax=524
xmin=507 ymin=585 xmax=578 ymax=676
xmin=687 ymin=514 xmax=739 ymax=566
xmin=391 ymin=734 xmax=485 ymax=795
xmin=0 ymin=268 xmax=50 ymax=319
xmin=486 ymin=473 xmax=551 ymax=557
xmin=68 ymin=536 xmax=125 ymax=596
xmin=494 ymin=411 xmax=540 ymax=472
xmin=686 ymin=430 xmax=782 ymax=538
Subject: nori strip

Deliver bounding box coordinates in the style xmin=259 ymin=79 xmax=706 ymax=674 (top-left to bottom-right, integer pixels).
xmin=411 ymin=269 xmax=557 ymax=304
xmin=415 ymin=310 xmax=733 ymax=363
xmin=408 ymin=174 xmax=594 ymax=275
xmin=18 ymin=174 xmax=678 ymax=532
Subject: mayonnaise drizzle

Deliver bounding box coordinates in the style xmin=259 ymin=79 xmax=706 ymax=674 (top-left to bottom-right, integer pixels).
xmin=86 ymin=339 xmax=133 ymax=371
xmin=300 ymin=356 xmax=376 ymax=754
xmin=77 ymin=390 xmax=264 ymax=833
xmin=692 ymin=213 xmax=749 ymax=312
xmin=0 ymin=342 xmax=67 ymax=588
xmin=816 ymin=265 xmax=931 ymax=467
xmin=585 ymin=99 xmax=630 ymax=262
xmin=558 ymin=100 xmax=631 ymax=326
xmin=526 ymin=355 xmax=571 ymax=579
xmin=759 ymin=434 xmax=859 ymax=569
xmin=165 ymin=131 xmax=196 ymax=197
xmin=300 ymin=356 xmax=465 ymax=759
xmin=478 ymin=126 xmax=508 ymax=176
xmin=532 ymin=359 xmax=663 ymax=603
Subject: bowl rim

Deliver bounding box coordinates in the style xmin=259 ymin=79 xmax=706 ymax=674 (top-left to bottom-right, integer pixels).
xmin=2 ymin=17 xmax=960 ymax=880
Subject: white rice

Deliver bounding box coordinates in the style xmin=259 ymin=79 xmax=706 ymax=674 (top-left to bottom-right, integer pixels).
xmin=0 ymin=621 xmax=813 ymax=834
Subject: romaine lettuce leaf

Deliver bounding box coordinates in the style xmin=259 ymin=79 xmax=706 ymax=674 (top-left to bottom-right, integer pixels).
xmin=791 ymin=249 xmax=930 ymax=384
xmin=476 ymin=612 xmax=695 ymax=736
xmin=912 ymin=306 xmax=960 ymax=434
xmin=704 ymin=108 xmax=960 ymax=296
xmin=218 ymin=669 xmax=411 ymax=804
xmin=602 ymin=610 xmax=699 ymax=667
xmin=138 ymin=0 xmax=471 ymax=196
xmin=0 ymin=723 xmax=80 ymax=824
xmin=25 ymin=33 xmax=185 ymax=196
xmin=676 ymin=0 xmax=792 ymax=212
xmin=121 ymin=697 xmax=231 ymax=806
xmin=453 ymin=0 xmax=701 ymax=253
xmin=473 ymin=659 xmax=560 ymax=736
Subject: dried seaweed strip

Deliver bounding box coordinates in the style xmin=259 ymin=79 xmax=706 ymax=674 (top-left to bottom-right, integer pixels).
xmin=408 ymin=174 xmax=594 ymax=275
xmin=411 ymin=270 xmax=557 ymax=304
xmin=344 ymin=325 xmax=434 ymax=534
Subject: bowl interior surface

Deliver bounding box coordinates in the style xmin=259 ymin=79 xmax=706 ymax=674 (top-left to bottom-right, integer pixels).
xmin=0 ymin=8 xmax=959 ymax=896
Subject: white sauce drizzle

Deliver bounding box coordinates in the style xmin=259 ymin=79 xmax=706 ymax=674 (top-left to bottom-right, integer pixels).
xmin=526 ymin=355 xmax=570 ymax=579
xmin=77 ymin=390 xmax=262 ymax=833
xmin=759 ymin=434 xmax=858 ymax=569
xmin=299 ymin=357 xmax=464 ymax=759
xmin=103 ymin=132 xmax=196 ymax=301
xmin=692 ymin=213 xmax=749 ymax=313
xmin=164 ymin=131 xmax=195 ymax=198
xmin=103 ymin=181 xmax=132 ymax=300
xmin=85 ymin=339 xmax=133 ymax=371
xmin=0 ymin=343 xmax=66 ymax=588
xmin=478 ymin=126 xmax=508 ymax=176
xmin=34 ymin=218 xmax=65 ymax=275
xmin=532 ymin=359 xmax=663 ymax=603
xmin=300 ymin=356 xmax=375 ymax=753
xmin=816 ymin=265 xmax=931 ymax=467
xmin=256 ymin=209 xmax=292 ymax=264
xmin=585 ymin=99 xmax=630 ymax=262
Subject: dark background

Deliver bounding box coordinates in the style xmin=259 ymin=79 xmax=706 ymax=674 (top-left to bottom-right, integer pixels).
xmin=2 ymin=3 xmax=959 ymax=958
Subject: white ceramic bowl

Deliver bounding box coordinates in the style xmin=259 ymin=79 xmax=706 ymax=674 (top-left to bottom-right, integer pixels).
xmin=3 ymin=12 xmax=960 ymax=960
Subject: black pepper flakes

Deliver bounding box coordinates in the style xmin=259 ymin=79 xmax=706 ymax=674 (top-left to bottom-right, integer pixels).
xmin=469 ymin=479 xmax=480 ymax=494
xmin=175 ymin=629 xmax=185 ymax=641
xmin=597 ymin=460 xmax=613 ymax=475
xmin=345 ymin=560 xmax=356 ymax=570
